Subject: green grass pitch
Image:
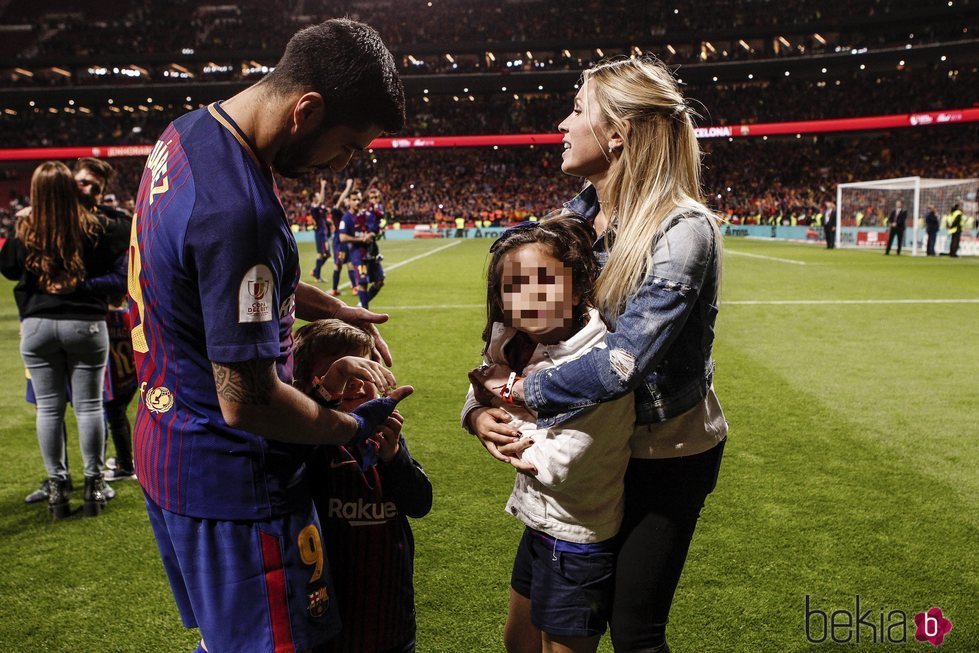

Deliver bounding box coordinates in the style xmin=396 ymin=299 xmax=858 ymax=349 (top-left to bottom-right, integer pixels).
xmin=0 ymin=237 xmax=976 ymax=651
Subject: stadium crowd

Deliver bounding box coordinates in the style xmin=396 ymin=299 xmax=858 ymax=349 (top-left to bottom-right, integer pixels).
xmin=3 ymin=124 xmax=977 ymax=237
xmin=3 ymin=0 xmax=973 ymax=76
xmin=3 ymin=67 xmax=976 ymax=149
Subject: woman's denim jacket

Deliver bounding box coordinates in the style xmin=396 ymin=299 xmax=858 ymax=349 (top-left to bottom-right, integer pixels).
xmin=524 ymin=186 xmax=720 ymax=428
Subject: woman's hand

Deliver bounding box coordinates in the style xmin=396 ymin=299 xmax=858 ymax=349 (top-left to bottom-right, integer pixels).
xmin=467 ymin=368 xmax=503 ymax=408
xmin=467 ymin=407 xmax=536 ymax=472
xmin=498 ymin=437 xmax=537 ymax=474
xmin=468 ymin=364 xmax=526 ymax=406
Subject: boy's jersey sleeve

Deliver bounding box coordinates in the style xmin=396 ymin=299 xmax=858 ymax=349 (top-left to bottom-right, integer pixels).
xmin=185 ymin=204 xmax=284 ymax=363
xmin=378 ymin=438 xmax=433 ymax=519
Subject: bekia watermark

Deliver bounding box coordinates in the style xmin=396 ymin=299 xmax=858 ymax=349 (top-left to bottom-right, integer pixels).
xmin=805 ymin=596 xmax=953 ymax=646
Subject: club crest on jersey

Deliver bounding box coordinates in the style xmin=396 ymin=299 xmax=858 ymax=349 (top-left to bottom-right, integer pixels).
xmin=239 ymin=264 xmax=273 ymax=323
xmin=307 ymin=586 xmax=330 ymax=618
xmin=142 ymin=382 xmax=175 ymax=413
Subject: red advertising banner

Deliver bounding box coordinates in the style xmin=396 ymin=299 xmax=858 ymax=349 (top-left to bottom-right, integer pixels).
xmin=1 ymin=108 xmax=977 ymax=160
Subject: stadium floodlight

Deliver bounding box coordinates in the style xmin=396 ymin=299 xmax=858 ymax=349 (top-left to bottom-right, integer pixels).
xmin=836 ymin=176 xmax=978 ymax=255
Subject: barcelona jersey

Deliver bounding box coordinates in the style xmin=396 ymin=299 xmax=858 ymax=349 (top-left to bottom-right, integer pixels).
xmin=129 ymin=102 xmax=306 ymax=520
xmin=311 ymin=203 xmax=330 ymax=234
xmin=340 ymin=210 xmax=372 ymax=266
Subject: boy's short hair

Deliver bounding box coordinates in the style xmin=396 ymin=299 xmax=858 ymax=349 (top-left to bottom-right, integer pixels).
xmin=293 ymin=319 xmax=373 ymax=388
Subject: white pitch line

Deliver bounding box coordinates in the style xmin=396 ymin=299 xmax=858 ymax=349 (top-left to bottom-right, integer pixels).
xmin=336 ymin=240 xmax=463 ymax=289
xmin=725 ymin=299 xmax=979 ymax=306
xmin=384 ymin=304 xmax=483 ymax=310
xmin=374 ymin=299 xmax=979 ymax=310
xmin=725 ymin=250 xmax=808 ymax=265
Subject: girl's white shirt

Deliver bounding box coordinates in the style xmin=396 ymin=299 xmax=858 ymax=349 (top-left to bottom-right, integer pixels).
xmin=463 ymin=308 xmax=636 ymax=543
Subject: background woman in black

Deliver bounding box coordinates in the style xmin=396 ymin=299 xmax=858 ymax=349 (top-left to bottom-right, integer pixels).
xmin=1 ymin=161 xmax=129 ymax=518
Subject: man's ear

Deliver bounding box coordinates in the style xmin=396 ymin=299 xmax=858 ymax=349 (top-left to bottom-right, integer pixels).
xmin=292 ymin=92 xmax=326 ymax=135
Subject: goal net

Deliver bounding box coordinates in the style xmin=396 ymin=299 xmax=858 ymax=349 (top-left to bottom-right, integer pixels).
xmin=836 ymin=177 xmax=978 ymax=255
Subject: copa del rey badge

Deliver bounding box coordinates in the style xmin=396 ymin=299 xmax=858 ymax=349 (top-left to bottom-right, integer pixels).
xmin=239 ymin=264 xmax=273 ymax=323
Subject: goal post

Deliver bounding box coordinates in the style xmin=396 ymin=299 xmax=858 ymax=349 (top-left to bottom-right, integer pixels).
xmin=836 ymin=177 xmax=978 ymax=255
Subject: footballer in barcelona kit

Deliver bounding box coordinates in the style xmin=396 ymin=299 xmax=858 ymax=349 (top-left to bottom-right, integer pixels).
xmin=129 ymin=102 xmax=340 ymax=652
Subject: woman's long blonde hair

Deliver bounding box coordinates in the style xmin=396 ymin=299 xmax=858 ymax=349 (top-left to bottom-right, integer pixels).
xmin=16 ymin=161 xmax=102 ymax=293
xmin=582 ymin=57 xmax=719 ymax=320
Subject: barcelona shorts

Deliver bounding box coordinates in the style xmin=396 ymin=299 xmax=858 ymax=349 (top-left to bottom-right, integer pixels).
xmin=333 ymin=245 xmax=347 ymax=266
xmin=144 ymin=493 xmax=341 ymax=652
xmin=314 ymin=230 xmax=330 ymax=256
xmin=366 ymin=259 xmax=385 ymax=284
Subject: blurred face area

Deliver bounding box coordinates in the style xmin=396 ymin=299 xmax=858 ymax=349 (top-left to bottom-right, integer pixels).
xmin=74 ymin=169 xmax=104 ymax=208
xmin=558 ymin=81 xmax=611 ymax=179
xmin=309 ymin=351 xmax=377 ymax=411
xmin=273 ymin=95 xmax=382 ymax=179
xmin=367 ymin=189 xmax=382 ymax=206
xmin=500 ymin=244 xmax=576 ymax=341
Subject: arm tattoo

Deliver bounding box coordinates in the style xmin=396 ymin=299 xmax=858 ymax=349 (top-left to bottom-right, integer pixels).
xmin=212 ymin=360 xmax=276 ymax=405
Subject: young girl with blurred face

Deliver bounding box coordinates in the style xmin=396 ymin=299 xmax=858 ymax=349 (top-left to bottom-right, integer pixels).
xmin=463 ymin=215 xmax=636 ymax=653
xmin=469 ymin=58 xmax=728 ymax=653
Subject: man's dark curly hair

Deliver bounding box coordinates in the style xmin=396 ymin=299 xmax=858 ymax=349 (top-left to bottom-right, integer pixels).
xmin=263 ymin=18 xmax=405 ymax=133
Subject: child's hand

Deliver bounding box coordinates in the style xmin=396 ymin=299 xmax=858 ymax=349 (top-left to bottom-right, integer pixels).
xmin=373 ymin=410 xmax=404 ymax=463
xmin=322 ymin=356 xmax=396 ymax=398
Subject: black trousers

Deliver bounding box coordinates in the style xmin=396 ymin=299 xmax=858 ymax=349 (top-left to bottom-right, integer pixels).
xmin=926 ymin=231 xmax=937 ymax=256
xmin=823 ymin=226 xmax=835 ymax=249
xmin=949 ymin=232 xmax=961 ymax=257
xmin=104 ymin=394 xmax=135 ymax=467
xmin=885 ymin=227 xmax=904 ymax=255
xmin=610 ymin=440 xmax=726 ymax=653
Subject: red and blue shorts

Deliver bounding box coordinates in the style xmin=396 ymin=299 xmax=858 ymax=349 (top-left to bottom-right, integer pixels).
xmin=144 ymin=492 xmax=341 ymax=652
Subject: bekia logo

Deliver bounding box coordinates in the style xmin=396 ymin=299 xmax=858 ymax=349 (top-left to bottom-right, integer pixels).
xmin=914 ymin=607 xmax=952 ymax=647
xmin=805 ymin=596 xmax=952 ymax=647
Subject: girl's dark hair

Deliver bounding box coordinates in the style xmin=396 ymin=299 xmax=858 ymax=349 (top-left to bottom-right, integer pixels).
xmin=482 ymin=214 xmax=598 ymax=348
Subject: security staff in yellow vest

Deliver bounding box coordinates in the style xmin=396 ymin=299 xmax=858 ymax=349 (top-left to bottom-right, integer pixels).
xmin=945 ymin=204 xmax=963 ymax=258
xmin=454 ymin=216 xmax=465 ymax=238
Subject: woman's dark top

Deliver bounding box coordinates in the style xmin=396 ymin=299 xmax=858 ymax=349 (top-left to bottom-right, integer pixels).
xmin=1 ymin=213 xmax=130 ymax=320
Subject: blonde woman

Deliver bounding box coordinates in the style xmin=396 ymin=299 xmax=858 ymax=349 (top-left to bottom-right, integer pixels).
xmin=1 ymin=161 xmax=129 ymax=518
xmin=468 ymin=57 xmax=727 ymax=653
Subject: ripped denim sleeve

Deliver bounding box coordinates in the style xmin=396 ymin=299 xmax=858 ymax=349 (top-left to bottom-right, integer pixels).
xmin=524 ymin=275 xmax=699 ymax=416
xmin=524 ymin=216 xmax=713 ymax=417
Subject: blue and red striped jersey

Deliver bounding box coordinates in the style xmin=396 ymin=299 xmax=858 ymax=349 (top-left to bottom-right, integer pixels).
xmin=310 ymin=440 xmax=431 ymax=653
xmin=331 ymin=208 xmax=347 ymax=255
xmin=311 ymin=203 xmax=330 ymax=235
xmin=339 ymin=210 xmax=374 ymax=263
xmin=129 ymin=102 xmax=307 ymax=520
